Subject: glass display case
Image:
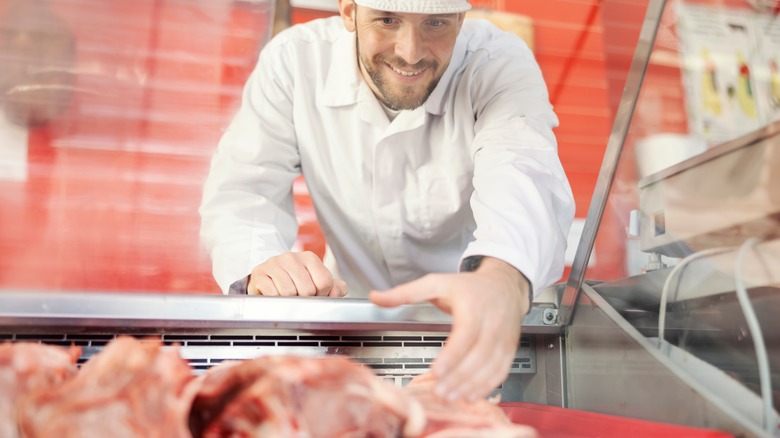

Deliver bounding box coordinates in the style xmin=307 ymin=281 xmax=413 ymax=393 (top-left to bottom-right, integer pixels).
xmin=562 ymin=0 xmax=780 ymax=435
xmin=1 ymin=0 xmax=778 ymax=436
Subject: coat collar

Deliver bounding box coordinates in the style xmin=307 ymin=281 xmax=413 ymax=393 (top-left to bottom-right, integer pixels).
xmin=319 ymin=27 xmax=467 ymax=118
xmin=318 ymin=29 xmax=362 ymax=108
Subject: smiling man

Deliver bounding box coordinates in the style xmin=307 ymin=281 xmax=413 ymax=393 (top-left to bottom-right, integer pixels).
xmin=200 ymin=0 xmax=575 ymax=402
xmin=352 ymin=3 xmax=459 ymax=111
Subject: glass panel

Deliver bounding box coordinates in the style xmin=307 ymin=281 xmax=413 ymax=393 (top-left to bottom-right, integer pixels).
xmin=587 ymin=0 xmax=779 ymax=283
xmin=582 ymin=0 xmax=780 ymax=416
xmin=0 ymin=0 xmax=274 ymax=293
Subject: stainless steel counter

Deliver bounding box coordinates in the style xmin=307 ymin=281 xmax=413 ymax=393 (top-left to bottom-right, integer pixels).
xmin=0 ymin=291 xmax=560 ymax=333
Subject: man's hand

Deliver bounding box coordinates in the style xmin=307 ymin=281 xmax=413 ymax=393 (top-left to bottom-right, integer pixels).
xmin=248 ymin=251 xmax=348 ymax=297
xmin=368 ymin=257 xmax=530 ymax=402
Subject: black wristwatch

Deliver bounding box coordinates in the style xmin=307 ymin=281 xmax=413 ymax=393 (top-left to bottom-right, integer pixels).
xmin=459 ymin=255 xmax=485 ymax=272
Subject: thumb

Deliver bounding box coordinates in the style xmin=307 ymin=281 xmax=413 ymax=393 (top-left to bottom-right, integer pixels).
xmin=369 ymin=276 xmax=439 ymax=308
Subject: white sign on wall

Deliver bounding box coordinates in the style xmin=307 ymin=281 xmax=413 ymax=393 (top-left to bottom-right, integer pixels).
xmin=677 ymin=3 xmax=779 ymax=146
xmin=753 ymin=14 xmax=780 ymax=124
xmin=677 ymin=3 xmax=762 ymax=146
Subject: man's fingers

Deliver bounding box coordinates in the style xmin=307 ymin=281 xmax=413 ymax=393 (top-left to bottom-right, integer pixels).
xmin=369 ymin=275 xmax=442 ymax=307
xmin=438 ymin=306 xmax=520 ymax=401
xmin=431 ymin=308 xmax=481 ymax=391
xmin=263 ymin=267 xmax=296 ymax=296
xmin=248 ymin=252 xmax=345 ymax=297
xmin=248 ymin=275 xmax=280 ymax=296
xmin=370 ymin=263 xmax=528 ymax=402
xmin=301 ymin=254 xmax=336 ymax=296
xmin=286 ymin=268 xmax=317 ymax=296
xmin=270 ymin=253 xmax=316 ymax=296
xmin=329 ymin=279 xmax=348 ymax=297
xmin=444 ymin=334 xmax=511 ymax=402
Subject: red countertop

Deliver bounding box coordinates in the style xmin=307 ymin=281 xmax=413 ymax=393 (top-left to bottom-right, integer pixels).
xmin=501 ymin=402 xmax=734 ymax=438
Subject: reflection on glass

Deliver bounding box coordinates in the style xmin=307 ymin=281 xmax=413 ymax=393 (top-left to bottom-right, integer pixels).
xmin=581 ymin=0 xmax=780 ymax=423
xmin=0 ymin=0 xmax=274 ymax=294
xmin=589 ymin=0 xmax=780 ymax=282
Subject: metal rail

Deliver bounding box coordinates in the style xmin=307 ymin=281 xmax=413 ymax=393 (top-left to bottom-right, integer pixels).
xmin=0 ymin=291 xmax=560 ymax=333
xmin=559 ymin=0 xmax=667 ymax=326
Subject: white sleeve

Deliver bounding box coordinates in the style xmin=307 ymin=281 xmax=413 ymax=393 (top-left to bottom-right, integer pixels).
xmin=199 ymin=40 xmax=301 ymax=294
xmin=462 ymin=37 xmax=576 ymax=296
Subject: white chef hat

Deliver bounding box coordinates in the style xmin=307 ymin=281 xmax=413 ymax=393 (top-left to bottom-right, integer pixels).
xmin=352 ymin=0 xmax=472 ymax=14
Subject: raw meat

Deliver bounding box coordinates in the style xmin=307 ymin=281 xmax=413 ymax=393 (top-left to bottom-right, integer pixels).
xmin=4 ymin=338 xmax=537 ymax=438
xmin=189 ymin=355 xmax=538 ymax=438
xmin=403 ymin=373 xmax=538 ymax=438
xmin=17 ymin=336 xmax=197 ymax=438
xmin=0 ymin=342 xmax=80 ymax=438
xmin=189 ymin=355 xmax=425 ymax=438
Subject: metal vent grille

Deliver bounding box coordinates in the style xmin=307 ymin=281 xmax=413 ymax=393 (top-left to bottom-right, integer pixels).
xmin=1 ymin=332 xmax=535 ymax=378
xmin=1 ymin=330 xmax=537 ymax=400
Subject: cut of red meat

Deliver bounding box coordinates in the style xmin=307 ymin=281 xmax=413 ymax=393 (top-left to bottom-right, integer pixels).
xmin=189 ymin=356 xmax=538 ymax=438
xmin=17 ymin=336 xmax=196 ymax=438
xmin=189 ymin=355 xmax=425 ymax=438
xmin=0 ymin=342 xmax=81 ymax=438
xmin=4 ymin=339 xmax=538 ymax=437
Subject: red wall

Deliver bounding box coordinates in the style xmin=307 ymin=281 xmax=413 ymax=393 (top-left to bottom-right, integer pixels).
xmin=0 ymin=0 xmax=270 ymax=293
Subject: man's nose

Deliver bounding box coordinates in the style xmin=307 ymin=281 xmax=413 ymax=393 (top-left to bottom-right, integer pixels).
xmin=394 ymin=26 xmax=426 ymax=66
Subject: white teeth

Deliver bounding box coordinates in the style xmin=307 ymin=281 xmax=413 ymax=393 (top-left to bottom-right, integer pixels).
xmin=391 ymin=66 xmax=421 ymax=76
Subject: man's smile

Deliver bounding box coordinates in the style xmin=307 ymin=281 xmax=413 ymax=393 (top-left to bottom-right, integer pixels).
xmin=387 ymin=63 xmax=425 ymax=77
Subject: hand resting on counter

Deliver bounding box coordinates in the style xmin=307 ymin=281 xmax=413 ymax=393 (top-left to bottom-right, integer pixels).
xmin=247 ymin=251 xmax=348 ymax=297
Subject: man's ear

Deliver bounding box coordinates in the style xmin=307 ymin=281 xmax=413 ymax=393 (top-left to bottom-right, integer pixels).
xmin=338 ymin=0 xmax=356 ymax=32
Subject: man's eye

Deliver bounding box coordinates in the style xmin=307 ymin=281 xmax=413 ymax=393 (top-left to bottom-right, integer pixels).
xmin=429 ymin=19 xmax=445 ymax=27
xmin=380 ymin=17 xmax=395 ymax=25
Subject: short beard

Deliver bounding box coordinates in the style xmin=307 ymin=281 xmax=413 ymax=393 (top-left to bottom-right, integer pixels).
xmin=358 ymin=46 xmax=440 ymax=110
xmin=354 ymin=8 xmax=441 ymax=110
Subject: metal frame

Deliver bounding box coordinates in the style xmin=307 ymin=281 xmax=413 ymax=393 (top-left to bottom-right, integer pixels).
xmin=0 ymin=292 xmax=450 ymax=332
xmin=0 ymin=291 xmax=560 ymax=334
xmin=566 ymin=282 xmax=770 ymax=437
xmin=636 ymin=120 xmax=780 ymax=189
xmin=559 ymin=0 xmax=667 ymax=326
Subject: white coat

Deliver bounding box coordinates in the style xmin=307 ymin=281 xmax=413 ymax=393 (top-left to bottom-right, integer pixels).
xmin=199 ymin=17 xmax=575 ymax=297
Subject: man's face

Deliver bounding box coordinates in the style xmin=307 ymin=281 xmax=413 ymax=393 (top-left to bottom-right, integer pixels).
xmin=346 ymin=4 xmax=464 ymax=111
